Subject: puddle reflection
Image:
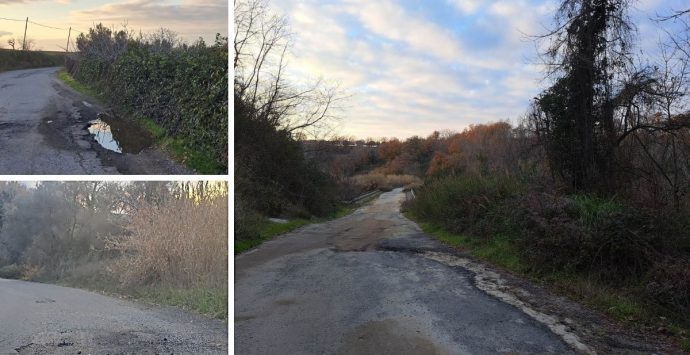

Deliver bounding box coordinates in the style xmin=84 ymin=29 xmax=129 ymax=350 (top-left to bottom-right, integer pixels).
xmin=88 ymin=119 xmax=122 ymax=153
xmin=87 ymin=115 xmax=153 ymax=154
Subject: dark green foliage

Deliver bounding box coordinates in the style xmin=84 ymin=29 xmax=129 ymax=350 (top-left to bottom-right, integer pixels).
xmin=0 ymin=49 xmax=65 ymax=72
xmin=0 ymin=264 xmax=22 ymax=279
xmin=518 ymin=194 xmax=658 ymax=281
xmin=65 ymin=25 xmax=228 ymax=171
xmin=235 ymin=93 xmax=338 ymax=220
xmin=644 ymin=258 xmax=690 ymax=316
xmin=405 ymin=174 xmax=524 ymax=234
xmin=408 ymin=174 xmax=690 ymax=324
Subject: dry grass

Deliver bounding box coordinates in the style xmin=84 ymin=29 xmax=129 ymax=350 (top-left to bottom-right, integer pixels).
xmin=113 ymin=196 xmax=228 ymax=288
xmin=349 ymin=172 xmax=422 ymax=191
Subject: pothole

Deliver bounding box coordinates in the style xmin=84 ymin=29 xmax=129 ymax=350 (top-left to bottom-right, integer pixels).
xmin=86 ymin=113 xmax=153 ymax=154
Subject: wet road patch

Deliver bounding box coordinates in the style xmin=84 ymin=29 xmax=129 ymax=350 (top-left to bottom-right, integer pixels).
xmin=87 ymin=114 xmax=153 ymax=154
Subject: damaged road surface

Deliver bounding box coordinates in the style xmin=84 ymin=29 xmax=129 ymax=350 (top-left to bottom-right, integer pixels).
xmin=236 ymin=189 xmax=579 ymax=354
xmin=0 ymin=67 xmax=189 ymax=174
xmin=0 ymin=278 xmax=227 ymax=354
xmin=236 ymin=189 xmax=676 ymax=354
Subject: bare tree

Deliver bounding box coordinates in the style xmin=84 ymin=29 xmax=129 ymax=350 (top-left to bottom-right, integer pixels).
xmin=145 ymin=28 xmax=179 ymax=54
xmin=233 ymin=0 xmax=344 ymax=138
xmin=20 ymin=38 xmax=36 ymax=51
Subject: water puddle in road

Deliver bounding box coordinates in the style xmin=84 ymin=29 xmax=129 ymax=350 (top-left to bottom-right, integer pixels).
xmin=87 ymin=114 xmax=153 ymax=154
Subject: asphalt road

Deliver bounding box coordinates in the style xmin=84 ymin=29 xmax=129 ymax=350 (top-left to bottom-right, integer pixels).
xmin=0 ymin=67 xmax=189 ymax=174
xmin=0 ymin=278 xmax=227 ymax=354
xmin=235 ymin=189 xmax=581 ymax=354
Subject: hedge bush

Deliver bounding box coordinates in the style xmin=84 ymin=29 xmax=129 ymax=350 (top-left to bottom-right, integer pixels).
xmin=65 ymin=25 xmax=228 ymax=172
xmin=0 ymin=49 xmax=65 ymax=72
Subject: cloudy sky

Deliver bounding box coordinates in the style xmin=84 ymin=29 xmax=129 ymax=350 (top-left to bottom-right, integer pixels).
xmin=265 ymin=0 xmax=688 ymax=139
xmin=0 ymin=0 xmax=227 ymax=51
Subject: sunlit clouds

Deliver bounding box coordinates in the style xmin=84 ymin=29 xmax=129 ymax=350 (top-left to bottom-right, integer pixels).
xmin=0 ymin=0 xmax=227 ymax=51
xmin=269 ymin=0 xmax=687 ymax=139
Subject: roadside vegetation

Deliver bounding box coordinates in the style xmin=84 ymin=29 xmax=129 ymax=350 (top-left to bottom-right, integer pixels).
xmin=0 ymin=48 xmax=64 ymax=73
xmin=234 ymin=205 xmax=359 ymax=254
xmin=391 ymin=2 xmax=690 ymax=349
xmin=0 ymin=181 xmax=228 ymax=320
xmin=234 ymin=2 xmax=430 ymax=253
xmin=63 ymin=25 xmax=227 ymax=173
xmin=234 ymin=0 xmax=689 ymax=348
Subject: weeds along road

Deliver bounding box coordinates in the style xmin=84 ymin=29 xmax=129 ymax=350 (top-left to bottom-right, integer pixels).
xmin=0 ymin=278 xmax=227 ymax=354
xmin=235 ymin=189 xmax=590 ymax=355
xmin=0 ymin=67 xmax=189 ymax=174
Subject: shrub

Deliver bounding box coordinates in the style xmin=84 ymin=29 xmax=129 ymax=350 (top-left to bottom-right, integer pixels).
xmin=0 ymin=264 xmax=22 ymax=279
xmin=234 ymin=196 xmax=264 ymax=243
xmin=348 ymin=172 xmax=422 ymax=192
xmin=406 ymin=174 xmax=523 ymax=233
xmin=235 ymin=93 xmax=338 ymax=219
xmin=518 ymin=193 xmax=658 ymax=281
xmin=66 ymin=25 xmax=228 ymax=171
xmin=644 ymin=258 xmax=690 ymax=319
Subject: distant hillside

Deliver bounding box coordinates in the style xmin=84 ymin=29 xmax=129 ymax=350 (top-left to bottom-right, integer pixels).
xmin=0 ymin=49 xmax=65 ymax=72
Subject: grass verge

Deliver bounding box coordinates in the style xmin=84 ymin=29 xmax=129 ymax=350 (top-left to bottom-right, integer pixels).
xmin=57 ymin=69 xmax=224 ymax=174
xmin=127 ymin=285 xmax=227 ymax=319
xmin=56 ymin=272 xmax=227 ymax=320
xmin=141 ymin=118 xmax=224 ymax=174
xmin=235 ymin=218 xmax=312 ymax=254
xmin=408 ymin=218 xmax=527 ymax=273
xmin=57 ymin=69 xmax=103 ymax=101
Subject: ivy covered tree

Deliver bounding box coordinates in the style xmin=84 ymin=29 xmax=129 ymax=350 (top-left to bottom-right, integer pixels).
xmin=535 ymin=0 xmax=634 ymax=191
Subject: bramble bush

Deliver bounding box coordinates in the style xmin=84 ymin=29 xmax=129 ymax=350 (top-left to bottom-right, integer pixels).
xmin=65 ymin=25 xmax=228 ymax=172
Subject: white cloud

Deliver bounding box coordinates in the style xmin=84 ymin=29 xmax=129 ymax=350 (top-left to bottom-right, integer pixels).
xmin=448 ymin=0 xmax=483 ymax=14
xmin=70 ymin=0 xmax=227 ymax=41
xmin=266 ymin=0 xmax=553 ymax=138
xmin=343 ymin=0 xmax=465 ymax=64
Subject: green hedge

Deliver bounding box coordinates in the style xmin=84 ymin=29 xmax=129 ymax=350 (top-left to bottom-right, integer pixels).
xmin=66 ymin=31 xmax=227 ymax=172
xmin=0 ymin=49 xmax=65 ymax=73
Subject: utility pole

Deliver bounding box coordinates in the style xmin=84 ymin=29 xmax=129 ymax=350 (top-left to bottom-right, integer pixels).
xmin=22 ymin=17 xmax=28 ymax=51
xmin=65 ymin=27 xmax=71 ymax=52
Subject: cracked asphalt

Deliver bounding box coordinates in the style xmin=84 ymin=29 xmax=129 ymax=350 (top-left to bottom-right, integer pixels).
xmin=0 ymin=278 xmax=227 ymax=354
xmin=234 ymin=189 xmax=577 ymax=354
xmin=0 ymin=67 xmax=190 ymax=174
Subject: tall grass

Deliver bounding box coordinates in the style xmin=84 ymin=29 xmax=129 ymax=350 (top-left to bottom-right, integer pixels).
xmin=112 ymin=195 xmax=228 ymax=318
xmin=349 ymin=172 xmax=423 ymax=191
xmin=405 ymin=174 xmax=523 ymax=233
xmin=114 ymin=196 xmax=227 ymax=288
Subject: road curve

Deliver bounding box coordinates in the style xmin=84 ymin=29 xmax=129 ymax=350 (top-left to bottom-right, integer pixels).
xmin=235 ymin=189 xmax=576 ymax=354
xmin=0 ymin=278 xmax=227 ymax=354
xmin=0 ymin=67 xmax=189 ymax=174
